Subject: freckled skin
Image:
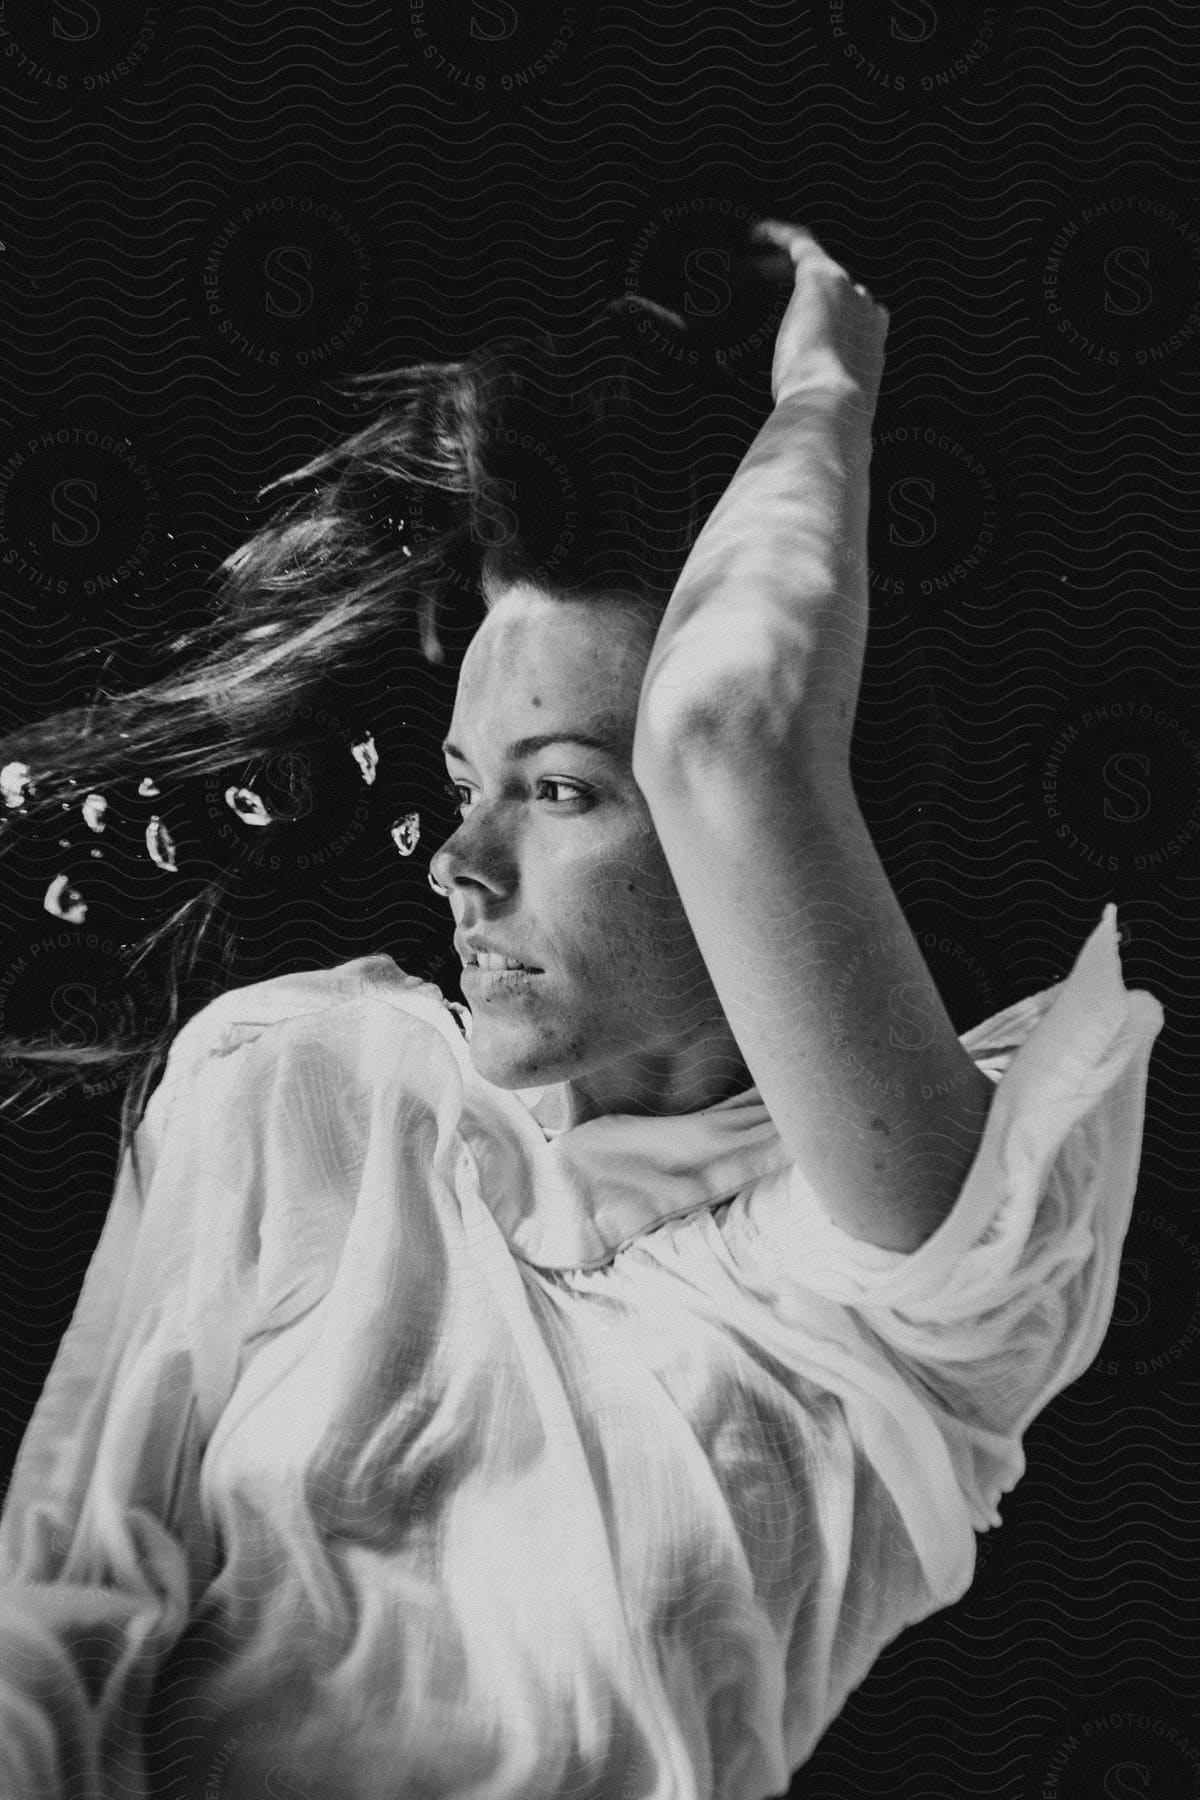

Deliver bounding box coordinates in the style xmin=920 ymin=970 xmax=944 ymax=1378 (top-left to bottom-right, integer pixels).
xmin=429 ymin=583 xmax=753 ymax=1128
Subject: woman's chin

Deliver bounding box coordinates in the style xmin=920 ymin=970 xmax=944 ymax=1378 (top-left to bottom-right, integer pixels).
xmin=466 ymin=1030 xmax=542 ymax=1092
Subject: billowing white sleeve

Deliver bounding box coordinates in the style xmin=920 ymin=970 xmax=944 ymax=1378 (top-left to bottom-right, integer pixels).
xmin=0 ymin=953 xmax=432 ymax=1799
xmin=0 ymin=1016 xmax=250 ymax=1799
xmin=718 ymin=906 xmax=1165 ymax=1559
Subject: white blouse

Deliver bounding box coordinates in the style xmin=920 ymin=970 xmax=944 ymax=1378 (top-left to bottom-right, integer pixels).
xmin=0 ymin=904 xmax=1163 ymax=1800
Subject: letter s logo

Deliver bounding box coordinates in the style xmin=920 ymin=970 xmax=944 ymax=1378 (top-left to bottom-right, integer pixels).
xmin=1102 ymin=1762 xmax=1152 ymax=1799
xmin=1101 ymin=751 xmax=1151 ymax=824
xmin=48 ymin=982 xmax=101 ymax=1050
xmin=263 ymin=750 xmax=315 ymax=822
xmin=472 ymin=475 xmax=519 ymax=550
xmin=683 ymin=246 xmax=732 ymax=319
xmin=53 ymin=1 xmax=102 ymax=43
xmin=470 ymin=0 xmax=519 ymax=41
xmin=887 ymin=476 xmax=937 ymax=548
xmin=891 ymin=0 xmax=939 ymax=44
xmin=263 ymin=246 xmax=315 ymax=318
xmin=887 ymin=980 xmax=938 ymax=1051
xmin=50 ymin=478 xmax=100 ymax=548
xmin=1103 ymin=245 xmax=1154 ymax=317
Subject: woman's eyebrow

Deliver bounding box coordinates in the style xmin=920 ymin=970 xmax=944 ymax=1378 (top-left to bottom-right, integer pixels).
xmin=441 ymin=728 xmax=629 ymax=763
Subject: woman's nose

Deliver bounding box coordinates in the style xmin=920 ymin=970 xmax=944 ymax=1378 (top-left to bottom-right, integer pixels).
xmin=428 ymin=832 xmax=458 ymax=898
xmin=428 ymin=818 xmax=512 ymax=900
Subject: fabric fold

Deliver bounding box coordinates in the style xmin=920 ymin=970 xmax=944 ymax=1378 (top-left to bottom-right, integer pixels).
xmin=0 ymin=904 xmax=1165 ymax=1800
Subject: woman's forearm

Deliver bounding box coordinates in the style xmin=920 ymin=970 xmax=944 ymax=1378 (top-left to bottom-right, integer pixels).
xmin=636 ymin=388 xmax=874 ymax=761
xmin=635 ymin=220 xmax=887 ymax=764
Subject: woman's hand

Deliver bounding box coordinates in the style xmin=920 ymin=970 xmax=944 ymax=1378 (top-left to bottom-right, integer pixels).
xmin=751 ymin=219 xmax=889 ymax=415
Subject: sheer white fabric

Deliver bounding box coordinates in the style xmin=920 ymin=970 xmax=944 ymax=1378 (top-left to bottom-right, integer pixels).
xmin=0 ymin=905 xmax=1163 ymax=1799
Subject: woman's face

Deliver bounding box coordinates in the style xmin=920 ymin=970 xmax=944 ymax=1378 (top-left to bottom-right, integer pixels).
xmin=429 ymin=582 xmax=750 ymax=1124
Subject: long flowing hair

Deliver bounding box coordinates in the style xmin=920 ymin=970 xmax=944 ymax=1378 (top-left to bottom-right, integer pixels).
xmin=0 ymin=300 xmax=704 ymax=1175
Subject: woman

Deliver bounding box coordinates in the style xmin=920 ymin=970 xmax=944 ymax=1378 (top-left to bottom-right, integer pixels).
xmin=0 ymin=223 xmax=1164 ymax=1799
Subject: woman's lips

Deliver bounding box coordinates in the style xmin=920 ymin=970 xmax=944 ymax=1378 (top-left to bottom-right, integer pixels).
xmin=462 ymin=966 xmax=542 ymax=993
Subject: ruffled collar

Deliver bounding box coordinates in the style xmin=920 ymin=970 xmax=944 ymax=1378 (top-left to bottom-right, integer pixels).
xmin=492 ymin=1072 xmax=794 ymax=1270
xmin=168 ymin=906 xmax=1141 ymax=1278
xmin=358 ymin=967 xmax=794 ymax=1271
xmin=192 ymin=953 xmax=793 ymax=1274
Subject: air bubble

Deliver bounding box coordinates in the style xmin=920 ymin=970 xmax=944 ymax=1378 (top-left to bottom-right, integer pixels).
xmin=146 ymin=816 xmax=178 ymax=872
xmin=224 ymin=786 xmax=272 ymax=827
xmin=391 ymin=811 xmax=420 ymax=856
xmin=44 ymin=874 xmax=87 ymax=924
xmin=351 ymin=734 xmax=378 ymax=785
xmin=2 ymin=761 xmax=33 ymax=810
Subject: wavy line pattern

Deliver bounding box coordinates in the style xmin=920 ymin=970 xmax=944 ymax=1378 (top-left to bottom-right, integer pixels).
xmin=0 ymin=1 xmax=1197 ymax=1795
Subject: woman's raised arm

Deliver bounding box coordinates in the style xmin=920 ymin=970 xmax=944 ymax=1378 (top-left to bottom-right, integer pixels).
xmin=631 ymin=220 xmax=996 ymax=1253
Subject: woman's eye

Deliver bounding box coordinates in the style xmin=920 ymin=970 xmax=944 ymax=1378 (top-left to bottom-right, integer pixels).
xmin=441 ymin=777 xmax=591 ymax=816
xmin=536 ymin=778 xmax=590 ymax=806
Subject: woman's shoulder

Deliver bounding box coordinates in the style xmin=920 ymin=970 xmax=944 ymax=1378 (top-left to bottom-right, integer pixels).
xmin=162 ymin=954 xmax=471 ymax=1084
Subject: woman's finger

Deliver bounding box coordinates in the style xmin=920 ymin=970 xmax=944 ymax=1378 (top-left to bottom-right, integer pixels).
xmin=749 ymin=217 xmax=821 ymax=260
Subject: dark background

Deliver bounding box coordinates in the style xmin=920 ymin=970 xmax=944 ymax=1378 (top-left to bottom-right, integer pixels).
xmin=2 ymin=3 xmax=1199 ymax=1794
